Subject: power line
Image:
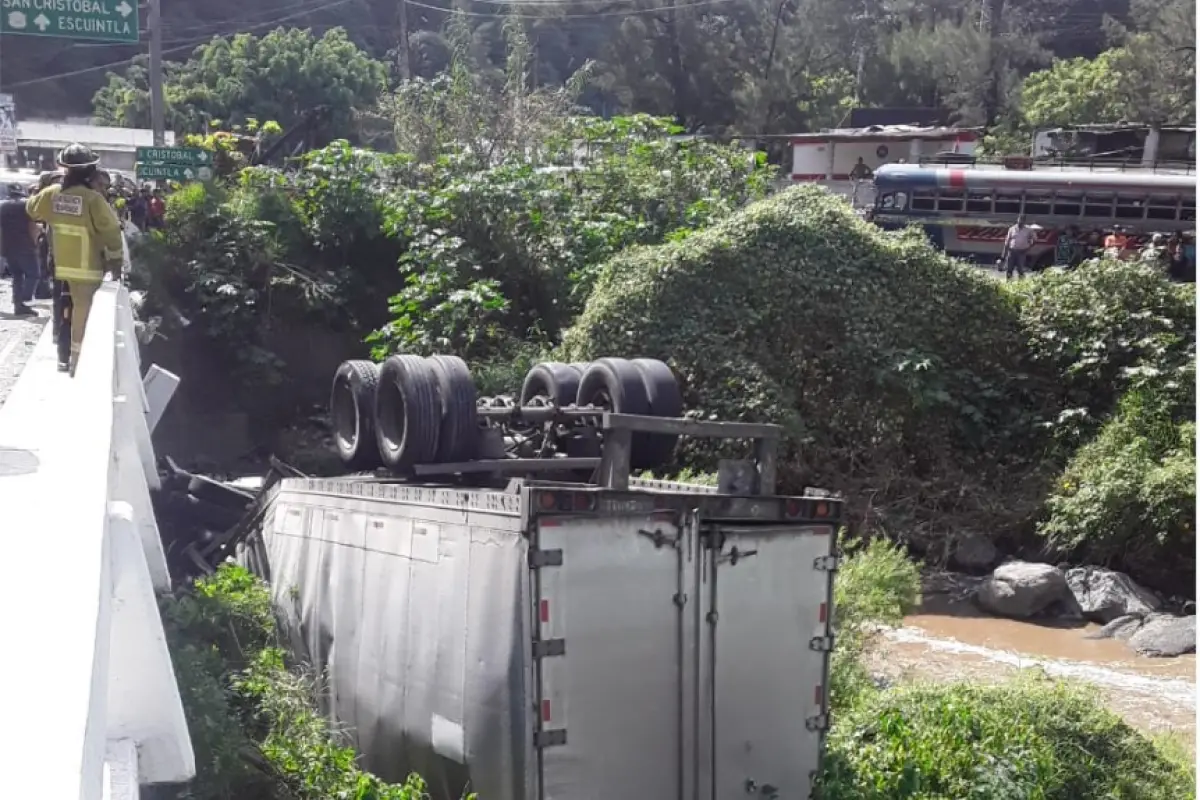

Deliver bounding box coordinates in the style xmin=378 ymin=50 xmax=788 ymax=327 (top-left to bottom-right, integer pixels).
xmin=3 ymin=0 xmax=356 ymax=88
xmin=405 ymin=0 xmax=740 ymax=18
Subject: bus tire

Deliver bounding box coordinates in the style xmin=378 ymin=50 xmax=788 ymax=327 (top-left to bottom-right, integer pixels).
xmin=375 ymin=355 xmax=441 ymax=471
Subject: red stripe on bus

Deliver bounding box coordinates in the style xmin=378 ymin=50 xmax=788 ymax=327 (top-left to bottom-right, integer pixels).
xmin=948 ymin=170 xmax=966 ymax=189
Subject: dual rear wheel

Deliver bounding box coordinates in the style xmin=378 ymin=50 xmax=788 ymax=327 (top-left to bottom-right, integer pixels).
xmin=330 ymin=355 xmax=682 ymax=472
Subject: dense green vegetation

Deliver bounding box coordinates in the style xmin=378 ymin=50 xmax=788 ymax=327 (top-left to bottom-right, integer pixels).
xmin=160 ymin=564 xmax=462 ymax=799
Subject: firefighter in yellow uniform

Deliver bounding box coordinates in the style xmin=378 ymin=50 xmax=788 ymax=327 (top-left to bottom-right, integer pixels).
xmin=26 ymin=144 xmax=125 ymax=375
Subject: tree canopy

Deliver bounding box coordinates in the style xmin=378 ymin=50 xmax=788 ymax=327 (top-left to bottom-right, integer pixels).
xmin=92 ymin=27 xmax=387 ymax=143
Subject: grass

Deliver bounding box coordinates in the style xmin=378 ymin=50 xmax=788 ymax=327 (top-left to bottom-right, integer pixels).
xmin=820 ymin=677 xmax=1197 ymax=800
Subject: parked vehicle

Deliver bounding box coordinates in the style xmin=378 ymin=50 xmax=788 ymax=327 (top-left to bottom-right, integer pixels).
xmin=240 ymin=354 xmax=841 ymax=799
xmin=869 ymin=163 xmax=1196 ymax=267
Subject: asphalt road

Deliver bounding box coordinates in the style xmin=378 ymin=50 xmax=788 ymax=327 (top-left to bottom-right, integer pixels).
xmin=0 ymin=277 xmax=51 ymax=410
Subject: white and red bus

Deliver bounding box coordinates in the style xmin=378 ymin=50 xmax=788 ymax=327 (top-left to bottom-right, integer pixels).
xmin=868 ymin=164 xmax=1196 ymax=267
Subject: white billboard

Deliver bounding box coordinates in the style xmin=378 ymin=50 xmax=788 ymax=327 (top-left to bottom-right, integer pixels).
xmin=0 ymin=94 xmax=15 ymax=154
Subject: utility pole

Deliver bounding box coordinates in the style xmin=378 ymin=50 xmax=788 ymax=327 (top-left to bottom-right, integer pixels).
xmin=395 ymin=0 xmax=411 ymax=81
xmin=148 ymin=0 xmax=165 ymax=146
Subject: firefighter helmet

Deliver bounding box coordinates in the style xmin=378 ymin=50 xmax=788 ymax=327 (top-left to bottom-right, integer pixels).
xmin=56 ymin=143 xmax=101 ymax=169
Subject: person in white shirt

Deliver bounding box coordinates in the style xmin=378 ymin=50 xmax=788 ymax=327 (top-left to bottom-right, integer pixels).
xmin=1003 ymin=216 xmax=1036 ymax=280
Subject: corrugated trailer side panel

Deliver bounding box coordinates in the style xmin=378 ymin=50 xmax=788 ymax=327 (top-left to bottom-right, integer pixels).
xmin=261 ymin=481 xmax=533 ymax=800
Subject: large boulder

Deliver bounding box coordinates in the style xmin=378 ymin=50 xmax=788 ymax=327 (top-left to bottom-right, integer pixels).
xmin=1086 ymin=613 xmax=1150 ymax=642
xmin=1065 ymin=566 xmax=1161 ymax=624
xmin=1128 ymin=613 xmax=1196 ymax=657
xmin=976 ymin=561 xmax=1079 ymax=619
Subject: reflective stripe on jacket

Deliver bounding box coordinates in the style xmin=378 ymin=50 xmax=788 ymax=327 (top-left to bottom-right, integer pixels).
xmin=26 ymin=184 xmax=124 ymax=283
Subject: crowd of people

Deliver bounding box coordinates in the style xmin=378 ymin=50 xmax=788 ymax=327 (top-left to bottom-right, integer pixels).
xmin=1001 ymin=217 xmax=1195 ymax=282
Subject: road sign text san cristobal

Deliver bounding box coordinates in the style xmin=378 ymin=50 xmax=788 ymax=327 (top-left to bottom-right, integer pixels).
xmin=0 ymin=0 xmax=139 ymax=44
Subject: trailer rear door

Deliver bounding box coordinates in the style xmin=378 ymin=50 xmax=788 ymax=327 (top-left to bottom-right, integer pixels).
xmin=697 ymin=524 xmax=836 ymax=800
xmin=532 ymin=512 xmax=690 ymax=800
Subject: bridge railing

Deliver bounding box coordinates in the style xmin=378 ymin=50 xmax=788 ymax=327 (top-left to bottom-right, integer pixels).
xmin=0 ymin=265 xmax=194 ymax=798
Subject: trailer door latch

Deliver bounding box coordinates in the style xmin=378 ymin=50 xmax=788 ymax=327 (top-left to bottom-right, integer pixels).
xmin=805 ymin=713 xmax=830 ymax=732
xmin=808 ymin=635 xmax=835 ymax=652
xmin=812 ymin=555 xmax=840 ymax=572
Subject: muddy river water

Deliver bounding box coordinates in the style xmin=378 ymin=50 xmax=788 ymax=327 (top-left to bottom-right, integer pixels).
xmin=868 ymin=597 xmax=1196 ymax=748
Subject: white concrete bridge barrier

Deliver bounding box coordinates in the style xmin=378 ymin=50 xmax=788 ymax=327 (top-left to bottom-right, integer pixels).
xmin=0 ymin=278 xmax=194 ymax=799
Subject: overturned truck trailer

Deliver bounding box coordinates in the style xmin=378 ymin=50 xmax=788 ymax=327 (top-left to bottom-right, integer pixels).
xmin=245 ymin=410 xmax=841 ymax=800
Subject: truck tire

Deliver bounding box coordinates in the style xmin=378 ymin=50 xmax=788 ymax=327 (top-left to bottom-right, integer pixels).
xmin=375 ymin=355 xmax=441 ymax=471
xmin=631 ymin=358 xmax=683 ymax=467
xmin=576 ymin=357 xmax=650 ymax=415
xmin=427 ymin=355 xmax=479 ymax=463
xmin=567 ymin=362 xmax=590 ymax=376
xmin=330 ymin=360 xmax=383 ymax=470
xmin=520 ymin=362 xmax=582 ymax=407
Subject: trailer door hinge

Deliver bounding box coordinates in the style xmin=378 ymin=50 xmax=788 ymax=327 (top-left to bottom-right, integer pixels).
xmin=532 ymin=638 xmax=566 ymax=659
xmin=805 ymin=713 xmax=830 ymax=732
xmin=534 ymin=729 xmax=568 ymax=748
xmin=813 ymin=555 xmax=840 ymax=572
xmin=637 ymin=528 xmax=679 ymax=549
xmin=809 ymin=635 xmax=835 ymax=652
xmin=529 ymin=548 xmax=563 ymax=568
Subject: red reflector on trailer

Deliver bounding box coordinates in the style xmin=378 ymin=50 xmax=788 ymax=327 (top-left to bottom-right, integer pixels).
xmin=814 ymin=685 xmax=824 ymax=705
xmin=818 ymin=603 xmax=827 ymax=624
xmin=540 ymin=600 xmax=550 ymax=624
xmin=539 ymin=493 xmax=557 ymax=510
xmin=815 ymin=501 xmax=829 ymax=518
xmin=542 ymin=699 xmax=552 ymax=722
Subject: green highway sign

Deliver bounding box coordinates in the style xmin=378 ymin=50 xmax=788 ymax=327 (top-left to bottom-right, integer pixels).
xmin=136 ymin=146 xmax=212 ymax=167
xmin=1 ymin=0 xmax=139 ymax=43
xmin=135 ymin=163 xmax=214 ymax=182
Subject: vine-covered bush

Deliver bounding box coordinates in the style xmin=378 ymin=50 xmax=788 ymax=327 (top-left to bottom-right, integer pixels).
xmin=563 ymin=185 xmax=1059 ymax=545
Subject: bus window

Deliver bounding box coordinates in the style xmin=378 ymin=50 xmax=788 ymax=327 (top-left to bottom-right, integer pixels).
xmin=966 ymin=190 xmax=992 ymax=213
xmin=1146 ymin=195 xmax=1181 ymax=222
xmin=1053 ymin=192 xmax=1082 ymax=218
xmin=877 ymin=192 xmax=908 ymax=210
xmin=1181 ymin=196 xmax=1195 ymax=222
xmin=1115 ymin=195 xmax=1146 ymax=220
xmin=911 ymin=188 xmax=936 ymax=212
xmin=937 ymin=190 xmax=964 ymax=212
xmin=1024 ymin=192 xmax=1053 ymax=217
xmin=1084 ymin=193 xmax=1114 ymax=218
xmin=995 ymin=191 xmax=1021 ymax=215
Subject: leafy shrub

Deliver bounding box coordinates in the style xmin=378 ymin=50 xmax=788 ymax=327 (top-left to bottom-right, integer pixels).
xmin=160 ymin=564 xmax=446 ymax=800
xmin=1010 ymin=258 xmax=1195 ymax=448
xmin=368 ymin=115 xmax=775 ymax=362
xmin=1040 ymin=376 xmax=1196 ymax=596
xmin=830 ymin=536 xmax=921 ymax=711
xmin=562 ymin=185 xmax=1057 ymax=546
xmin=820 ymin=678 xmax=1196 ymax=800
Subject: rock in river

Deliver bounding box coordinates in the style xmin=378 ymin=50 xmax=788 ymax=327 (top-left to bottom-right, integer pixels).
xmin=1129 ymin=614 xmax=1197 ymax=658
xmin=976 ymin=561 xmax=1081 ymax=620
xmin=1065 ymin=566 xmax=1161 ymax=624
